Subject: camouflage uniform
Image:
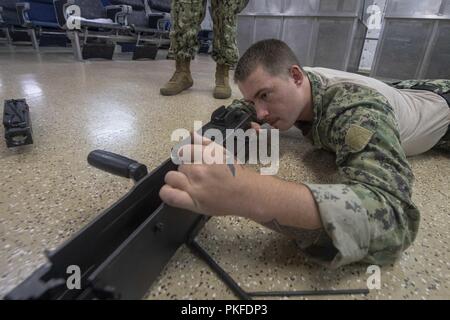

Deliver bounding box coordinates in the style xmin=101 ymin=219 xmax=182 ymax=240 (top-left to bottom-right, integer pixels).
xmin=234 ymin=73 xmax=449 ymax=268
xmin=169 ymin=0 xmax=249 ymax=66
xmin=301 ymin=73 xmax=450 ymax=268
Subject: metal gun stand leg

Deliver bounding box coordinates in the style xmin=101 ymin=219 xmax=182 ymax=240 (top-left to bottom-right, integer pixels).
xmin=187 ymin=238 xmax=370 ymax=300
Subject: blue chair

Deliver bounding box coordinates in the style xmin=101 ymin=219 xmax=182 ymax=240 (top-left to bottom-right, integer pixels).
xmin=17 ymin=0 xmax=59 ymax=28
xmin=106 ymin=0 xmax=171 ymax=33
xmin=105 ymin=0 xmax=171 ymax=59
xmin=14 ymin=1 xmax=74 ymax=48
xmin=0 ymin=0 xmax=21 ymax=26
xmin=53 ymin=0 xmax=134 ymax=59
xmin=0 ymin=7 xmax=11 ymax=44
xmin=0 ymin=1 xmax=39 ymax=47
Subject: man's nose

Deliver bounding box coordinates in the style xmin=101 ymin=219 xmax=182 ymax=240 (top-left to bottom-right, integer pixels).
xmin=256 ymin=106 xmax=269 ymax=121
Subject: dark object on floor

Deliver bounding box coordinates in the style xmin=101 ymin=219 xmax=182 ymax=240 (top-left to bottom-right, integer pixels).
xmin=3 ymin=99 xmax=33 ymax=148
xmin=132 ymin=44 xmax=158 ymax=60
xmin=9 ymin=30 xmax=31 ymax=42
xmin=39 ymin=33 xmax=69 ymax=47
xmin=82 ymin=42 xmax=115 ymax=60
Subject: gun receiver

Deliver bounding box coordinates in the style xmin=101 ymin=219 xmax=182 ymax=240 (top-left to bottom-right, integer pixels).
xmin=5 ymin=105 xmax=254 ymax=299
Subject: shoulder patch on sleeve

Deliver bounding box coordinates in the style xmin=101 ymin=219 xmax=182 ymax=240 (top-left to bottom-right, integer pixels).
xmin=345 ymin=125 xmax=374 ymax=152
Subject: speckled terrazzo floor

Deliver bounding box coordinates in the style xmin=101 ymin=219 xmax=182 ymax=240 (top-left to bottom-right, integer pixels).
xmin=0 ymin=46 xmax=449 ymax=300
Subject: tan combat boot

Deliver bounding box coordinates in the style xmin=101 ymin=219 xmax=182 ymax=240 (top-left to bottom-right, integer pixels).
xmin=213 ymin=63 xmax=231 ymax=99
xmin=160 ymin=58 xmax=193 ymax=96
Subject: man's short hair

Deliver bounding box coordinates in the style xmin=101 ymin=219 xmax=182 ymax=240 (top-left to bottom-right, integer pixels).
xmin=234 ymin=39 xmax=302 ymax=83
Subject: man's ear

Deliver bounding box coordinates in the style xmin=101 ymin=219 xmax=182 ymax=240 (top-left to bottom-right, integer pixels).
xmin=290 ymin=66 xmax=304 ymax=86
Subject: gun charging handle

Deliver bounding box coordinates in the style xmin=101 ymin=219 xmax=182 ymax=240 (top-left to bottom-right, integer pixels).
xmin=88 ymin=150 xmax=148 ymax=182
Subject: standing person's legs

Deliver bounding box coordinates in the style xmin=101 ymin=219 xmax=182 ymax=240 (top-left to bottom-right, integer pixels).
xmin=160 ymin=0 xmax=207 ymax=96
xmin=210 ymin=0 xmax=249 ymax=99
xmin=171 ymin=0 xmax=207 ymax=60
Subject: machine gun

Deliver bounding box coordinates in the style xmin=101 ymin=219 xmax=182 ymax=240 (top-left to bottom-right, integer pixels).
xmin=5 ymin=105 xmax=257 ymax=299
xmin=5 ymin=104 xmax=368 ymax=299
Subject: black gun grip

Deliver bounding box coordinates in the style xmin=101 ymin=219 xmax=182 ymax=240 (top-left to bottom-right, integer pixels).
xmin=88 ymin=150 xmax=148 ymax=182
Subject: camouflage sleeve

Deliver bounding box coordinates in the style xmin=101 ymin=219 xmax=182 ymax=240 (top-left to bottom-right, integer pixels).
xmin=302 ymin=85 xmax=420 ymax=268
xmin=390 ymin=79 xmax=450 ymax=95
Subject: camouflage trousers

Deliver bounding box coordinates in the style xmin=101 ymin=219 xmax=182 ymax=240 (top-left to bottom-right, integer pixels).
xmin=169 ymin=0 xmax=249 ymax=66
xmin=392 ymin=79 xmax=450 ymax=152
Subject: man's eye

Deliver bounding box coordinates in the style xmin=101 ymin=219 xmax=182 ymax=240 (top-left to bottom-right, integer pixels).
xmin=261 ymin=92 xmax=268 ymax=100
